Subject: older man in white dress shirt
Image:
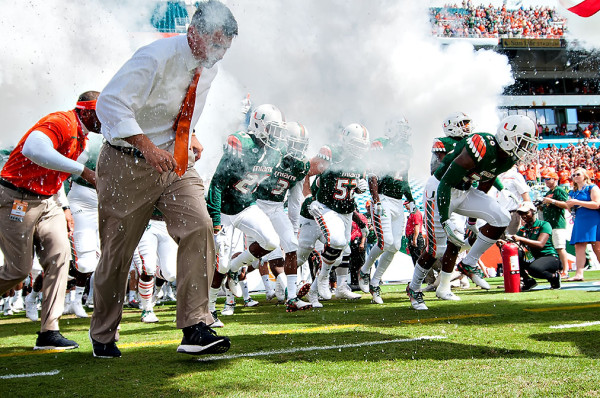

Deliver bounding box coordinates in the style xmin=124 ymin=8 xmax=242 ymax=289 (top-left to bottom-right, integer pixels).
xmin=89 ymin=1 xmax=237 ymax=358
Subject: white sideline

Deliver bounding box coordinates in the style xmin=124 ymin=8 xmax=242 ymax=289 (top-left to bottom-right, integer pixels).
xmin=549 ymin=321 xmax=600 ymax=329
xmin=197 ymin=335 xmax=446 ymax=362
xmin=0 ymin=369 xmax=60 ymax=379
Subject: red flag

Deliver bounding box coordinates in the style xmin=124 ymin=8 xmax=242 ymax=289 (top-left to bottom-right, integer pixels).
xmin=560 ymin=0 xmax=600 ymax=17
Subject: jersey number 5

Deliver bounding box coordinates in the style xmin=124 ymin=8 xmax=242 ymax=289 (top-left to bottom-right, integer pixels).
xmin=333 ymin=178 xmax=356 ymax=200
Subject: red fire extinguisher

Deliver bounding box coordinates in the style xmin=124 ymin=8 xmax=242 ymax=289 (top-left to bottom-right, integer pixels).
xmin=501 ymin=242 xmax=520 ymax=293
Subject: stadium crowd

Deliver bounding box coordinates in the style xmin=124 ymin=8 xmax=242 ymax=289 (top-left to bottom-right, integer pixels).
xmin=431 ymin=1 xmax=567 ymax=39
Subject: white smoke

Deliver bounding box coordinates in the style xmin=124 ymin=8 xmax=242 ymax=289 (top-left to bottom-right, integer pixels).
xmin=0 ymin=0 xmax=158 ymax=147
xmin=193 ymin=0 xmax=514 ymax=180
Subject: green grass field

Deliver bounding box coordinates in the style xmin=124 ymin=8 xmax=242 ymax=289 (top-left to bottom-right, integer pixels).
xmin=1 ymin=273 xmax=600 ymax=397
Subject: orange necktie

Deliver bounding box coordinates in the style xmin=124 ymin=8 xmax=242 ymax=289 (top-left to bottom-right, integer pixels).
xmin=173 ymin=67 xmax=202 ymax=176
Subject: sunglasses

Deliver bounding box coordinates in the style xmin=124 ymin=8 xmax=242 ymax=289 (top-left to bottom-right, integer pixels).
xmin=572 ymin=173 xmax=582 ymax=177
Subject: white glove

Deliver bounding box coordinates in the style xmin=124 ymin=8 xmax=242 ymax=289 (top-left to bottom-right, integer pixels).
xmin=308 ymin=200 xmax=324 ymax=217
xmin=356 ymin=178 xmax=368 ymax=194
xmin=374 ymin=202 xmax=385 ymax=217
xmin=442 ymin=220 xmax=465 ymax=247
xmin=407 ymin=201 xmax=416 ymax=214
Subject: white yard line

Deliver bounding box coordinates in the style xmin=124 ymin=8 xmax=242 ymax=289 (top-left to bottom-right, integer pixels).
xmin=550 ymin=321 xmax=600 ymax=329
xmin=0 ymin=369 xmax=60 ymax=379
xmin=197 ymin=335 xmax=446 ymax=362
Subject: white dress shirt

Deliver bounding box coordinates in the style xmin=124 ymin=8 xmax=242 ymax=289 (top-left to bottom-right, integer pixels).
xmin=97 ymin=34 xmax=219 ymax=149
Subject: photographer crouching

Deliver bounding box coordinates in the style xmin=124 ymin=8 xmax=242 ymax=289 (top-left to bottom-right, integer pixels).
xmin=496 ymin=201 xmax=562 ymax=291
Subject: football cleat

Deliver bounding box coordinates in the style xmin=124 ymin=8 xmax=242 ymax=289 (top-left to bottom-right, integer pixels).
xmin=71 ymin=299 xmax=89 ymax=318
xmin=358 ymin=271 xmax=371 ymax=294
xmin=334 ymin=284 xmax=361 ymax=300
xmin=296 ymin=282 xmax=311 ymax=299
xmin=307 ymin=288 xmax=323 ymax=308
xmin=244 ymin=298 xmax=259 ymax=307
xmin=456 ymin=261 xmax=490 ymax=290
xmin=406 ymin=285 xmax=428 ymax=311
xmin=435 ymin=289 xmax=461 ymax=301
xmin=369 ymin=285 xmax=383 ymax=304
xmin=316 ymin=271 xmax=332 ymax=301
xmin=141 ymin=309 xmax=159 ymax=323
xmin=221 ymin=303 xmax=235 ymax=316
xmin=285 ymin=297 xmax=312 ymax=312
xmin=210 ymin=311 xmax=224 ymax=328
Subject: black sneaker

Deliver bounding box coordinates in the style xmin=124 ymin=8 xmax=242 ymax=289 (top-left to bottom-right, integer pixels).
xmin=177 ymin=321 xmax=230 ymax=355
xmin=521 ymin=278 xmax=538 ymax=292
xmin=549 ymin=272 xmax=562 ymax=290
xmin=89 ymin=331 xmax=121 ymax=358
xmin=34 ymin=330 xmax=79 ymax=350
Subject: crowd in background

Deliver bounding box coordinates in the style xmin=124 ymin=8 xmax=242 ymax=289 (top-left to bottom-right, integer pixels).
xmin=539 ymin=123 xmax=600 ymax=138
xmin=431 ymin=1 xmax=567 ymax=39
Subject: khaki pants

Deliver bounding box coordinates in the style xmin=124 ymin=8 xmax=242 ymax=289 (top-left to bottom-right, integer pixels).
xmin=0 ymin=187 xmax=70 ymax=332
xmin=89 ymin=144 xmax=215 ymax=344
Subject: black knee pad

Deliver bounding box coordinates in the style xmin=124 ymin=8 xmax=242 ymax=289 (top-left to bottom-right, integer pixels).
xmin=322 ymin=246 xmax=343 ymax=262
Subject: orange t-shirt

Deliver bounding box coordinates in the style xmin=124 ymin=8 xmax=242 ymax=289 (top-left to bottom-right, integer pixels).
xmin=558 ymin=169 xmax=570 ymax=185
xmin=525 ymin=168 xmax=536 ymax=181
xmin=1 ymin=110 xmax=86 ymax=195
xmin=595 ymin=171 xmax=600 ymax=183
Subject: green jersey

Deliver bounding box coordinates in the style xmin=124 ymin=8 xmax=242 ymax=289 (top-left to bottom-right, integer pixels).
xmin=206 ymin=132 xmax=281 ymax=226
xmin=542 ymin=186 xmax=568 ymax=229
xmin=370 ymin=137 xmax=414 ymax=201
xmin=434 ymin=133 xmax=514 ymax=223
xmin=430 ymin=136 xmax=461 ymax=173
xmin=72 ymin=132 xmax=103 ymax=188
xmin=517 ymin=219 xmax=557 ymax=259
xmin=256 ymin=153 xmax=310 ymax=202
xmin=315 ymin=145 xmax=364 ymax=215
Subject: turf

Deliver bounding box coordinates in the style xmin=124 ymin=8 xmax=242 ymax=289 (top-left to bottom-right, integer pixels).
xmin=1 ymin=273 xmax=599 ymax=397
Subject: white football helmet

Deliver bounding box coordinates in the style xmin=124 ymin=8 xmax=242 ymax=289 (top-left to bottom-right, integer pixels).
xmin=443 ymin=111 xmax=472 ymax=138
xmin=341 ymin=123 xmax=370 ymax=159
xmin=385 ymin=117 xmax=411 ymax=143
xmin=496 ymin=115 xmax=538 ymax=162
xmin=248 ymin=104 xmax=286 ymax=149
xmin=284 ymin=122 xmax=309 ymax=160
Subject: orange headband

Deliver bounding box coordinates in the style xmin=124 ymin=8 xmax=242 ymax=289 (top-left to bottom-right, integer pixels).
xmin=75 ymin=100 xmax=97 ymax=110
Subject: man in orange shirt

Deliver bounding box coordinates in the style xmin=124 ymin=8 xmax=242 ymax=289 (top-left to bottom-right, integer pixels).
xmin=0 ymin=91 xmax=99 ymax=350
xmin=557 ymin=164 xmax=571 ymax=189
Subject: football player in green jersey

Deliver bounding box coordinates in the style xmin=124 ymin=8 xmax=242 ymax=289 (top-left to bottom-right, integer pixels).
xmin=407 ymin=115 xmax=539 ymax=310
xmin=254 ymin=122 xmax=311 ymax=311
xmin=302 ymin=123 xmax=370 ymax=306
xmin=205 ymin=104 xmax=284 ymax=323
xmin=358 ymin=117 xmax=417 ymax=304
xmin=422 ymin=112 xmax=473 ymax=297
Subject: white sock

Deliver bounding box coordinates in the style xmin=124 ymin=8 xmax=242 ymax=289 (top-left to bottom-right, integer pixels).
xmin=335 ymin=267 xmax=349 ymax=288
xmin=138 ymin=279 xmax=154 ymax=311
xmin=372 ymin=251 xmax=395 ymax=286
xmin=361 ymin=246 xmax=383 ymax=274
xmin=437 ymin=271 xmax=453 ymax=293
xmin=276 ymin=273 xmax=288 ymax=292
xmin=261 ymin=274 xmax=272 ymax=291
xmin=409 ymin=263 xmax=429 ymax=292
xmin=287 ymin=274 xmax=298 ymax=299
xmin=74 ymin=286 xmax=85 ymax=303
xmin=230 ymin=250 xmax=257 ymax=273
xmin=87 ymin=274 xmax=94 ymax=302
xmin=11 ymin=289 xmax=23 ymax=303
xmin=463 ymin=234 xmax=497 ymax=266
xmin=209 ymin=287 xmax=220 ymax=312
xmin=241 ymin=279 xmax=250 ymax=300
xmin=128 ymin=290 xmax=136 ymax=302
